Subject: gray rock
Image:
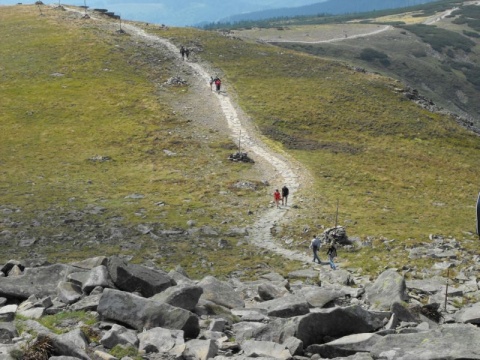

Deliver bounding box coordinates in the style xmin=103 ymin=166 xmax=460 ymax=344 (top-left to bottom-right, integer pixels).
xmin=100 ymin=324 xmax=139 ymax=349
xmin=138 ymin=327 xmax=184 ymax=353
xmin=198 ymin=276 xmax=244 ymax=309
xmin=209 ymin=318 xmax=227 ymax=332
xmin=16 ymin=307 xmax=44 ymax=319
xmin=260 ymin=273 xmax=286 ymax=282
xmin=107 ymin=256 xmax=174 ymax=297
xmin=183 ymin=339 xmax=218 ymax=360
xmin=233 ymin=318 xmax=296 ymax=344
xmin=307 ymin=333 xmax=382 ymax=358
xmin=97 ymin=288 xmax=199 ymax=337
xmin=0 ymin=264 xmax=81 ymax=299
xmin=295 ymin=306 xmax=380 ymax=347
xmin=240 ymin=340 xmax=290 ymax=360
xmin=454 ymin=302 xmax=480 ymax=324
xmin=151 ymin=284 xmax=203 ymax=311
xmin=81 ymin=266 xmax=115 ymax=294
xmin=298 ymin=287 xmax=347 ymax=308
xmin=0 ymin=323 xmax=17 ymax=344
xmin=0 ymin=261 xmax=24 ymax=276
xmin=70 ymin=256 xmax=108 ymax=270
xmin=68 ymin=294 xmax=102 ymax=312
xmin=370 ymin=324 xmax=480 ymax=359
xmin=365 ymin=269 xmax=408 ymax=311
xmin=406 ymin=278 xmax=445 ymax=294
xmin=49 ymin=357 xmax=84 ymax=360
xmin=283 ymin=336 xmax=303 ymax=356
xmin=231 ymin=308 xmax=269 ymax=322
xmin=167 ymin=269 xmax=195 ymax=286
xmin=57 ymin=281 xmax=83 ymax=305
xmin=258 ymin=282 xmax=289 ymax=301
xmin=320 ymin=269 xmax=354 ymax=286
xmin=0 ymin=306 xmax=17 ymax=322
xmin=254 ymin=294 xmax=310 ymax=318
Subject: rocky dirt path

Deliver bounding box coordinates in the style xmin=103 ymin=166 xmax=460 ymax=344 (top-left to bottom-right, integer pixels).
xmin=116 ymin=23 xmax=315 ymax=264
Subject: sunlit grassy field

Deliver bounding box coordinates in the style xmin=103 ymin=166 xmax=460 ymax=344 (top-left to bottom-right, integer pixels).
xmin=0 ymin=5 xmax=304 ymax=278
xmin=158 ymin=26 xmax=480 ymax=274
xmin=2 ymin=4 xmax=480 ymax=278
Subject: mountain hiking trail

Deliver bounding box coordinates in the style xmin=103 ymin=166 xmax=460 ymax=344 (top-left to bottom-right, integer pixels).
xmin=119 ymin=23 xmax=317 ymax=264
xmin=63 ymin=6 xmax=317 ymax=265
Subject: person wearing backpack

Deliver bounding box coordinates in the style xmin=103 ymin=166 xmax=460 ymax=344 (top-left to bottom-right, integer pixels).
xmin=214 ymin=77 xmax=221 ymax=92
xmin=326 ymin=243 xmax=337 ymax=270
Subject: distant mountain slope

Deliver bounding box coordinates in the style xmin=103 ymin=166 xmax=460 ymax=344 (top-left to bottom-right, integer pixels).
xmin=223 ymin=0 xmax=439 ymax=23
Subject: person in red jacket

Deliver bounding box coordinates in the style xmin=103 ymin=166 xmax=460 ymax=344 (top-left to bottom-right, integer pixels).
xmin=274 ymin=189 xmax=281 ymax=208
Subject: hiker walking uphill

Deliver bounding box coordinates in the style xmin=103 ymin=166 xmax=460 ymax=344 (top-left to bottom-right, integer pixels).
xmin=214 ymin=77 xmax=221 ymax=92
xmin=309 ymin=235 xmax=322 ymax=264
xmin=273 ymin=189 xmax=281 ymax=208
xmin=180 ymin=45 xmax=185 ymax=60
xmin=281 ymin=185 xmax=289 ymax=206
xmin=326 ymin=243 xmax=337 ymax=270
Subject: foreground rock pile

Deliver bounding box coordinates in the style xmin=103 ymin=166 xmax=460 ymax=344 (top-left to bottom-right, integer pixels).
xmin=1 ymin=256 xmax=480 ymax=360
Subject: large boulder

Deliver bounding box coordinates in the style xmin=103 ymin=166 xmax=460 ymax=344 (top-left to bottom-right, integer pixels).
xmin=107 ymin=256 xmax=174 ymax=297
xmin=297 ymin=287 xmax=348 ymax=308
xmin=198 ymin=276 xmax=244 ymax=309
xmin=365 ymin=269 xmax=408 ymax=311
xmin=294 ymin=306 xmax=381 ymax=347
xmin=370 ymin=324 xmax=480 ymax=359
xmin=454 ymin=302 xmax=480 ymax=325
xmin=97 ymin=288 xmax=199 ymax=338
xmin=254 ymin=295 xmax=310 ymax=318
xmin=69 ymin=266 xmax=114 ymax=294
xmin=0 ymin=264 xmax=83 ymax=300
xmin=151 ymin=284 xmax=203 ymax=311
xmin=307 ymin=333 xmax=382 ymax=358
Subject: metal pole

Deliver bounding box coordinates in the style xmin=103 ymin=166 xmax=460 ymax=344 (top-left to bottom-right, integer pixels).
xmin=444 ymin=267 xmax=450 ymax=311
xmin=334 ymin=199 xmax=339 ymax=228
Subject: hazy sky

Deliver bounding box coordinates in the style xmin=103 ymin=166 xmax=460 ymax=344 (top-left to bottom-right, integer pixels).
xmin=0 ymin=0 xmax=326 ymax=26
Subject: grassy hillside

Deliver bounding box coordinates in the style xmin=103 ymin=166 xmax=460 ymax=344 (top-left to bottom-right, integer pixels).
xmin=268 ymin=3 xmax=480 ymax=126
xmin=0 ymin=5 xmax=297 ymax=278
xmin=1 ymin=4 xmax=480 ymax=278
xmin=155 ymin=24 xmax=480 ymax=274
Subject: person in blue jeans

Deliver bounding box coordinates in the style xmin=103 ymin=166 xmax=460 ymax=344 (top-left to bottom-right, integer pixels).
xmin=309 ymin=235 xmax=322 ymax=263
xmin=327 ymin=244 xmax=337 ymax=270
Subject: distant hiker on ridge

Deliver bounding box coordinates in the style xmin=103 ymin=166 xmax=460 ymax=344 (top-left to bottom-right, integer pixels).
xmin=281 ymin=185 xmax=289 ymax=206
xmin=185 ymin=48 xmax=190 ymax=60
xmin=214 ymin=77 xmax=221 ymax=92
xmin=180 ymin=45 xmax=185 ymax=60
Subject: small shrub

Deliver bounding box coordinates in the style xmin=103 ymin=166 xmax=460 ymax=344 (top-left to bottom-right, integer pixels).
xmin=22 ymin=336 xmax=54 ymax=360
xmin=463 ymin=30 xmax=480 ymax=38
xmin=359 ymin=48 xmax=390 ymax=66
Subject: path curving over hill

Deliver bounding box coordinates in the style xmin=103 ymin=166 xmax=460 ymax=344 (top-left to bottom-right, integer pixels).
xmin=116 ymin=23 xmax=313 ymax=263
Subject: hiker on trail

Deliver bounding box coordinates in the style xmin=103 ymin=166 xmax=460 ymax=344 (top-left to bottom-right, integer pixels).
xmin=209 ymin=76 xmax=214 ymax=91
xmin=180 ymin=45 xmax=185 ymax=60
xmin=185 ymin=48 xmax=190 ymax=60
xmin=214 ymin=77 xmax=221 ymax=92
xmin=274 ymin=189 xmax=281 ymax=208
xmin=281 ymin=185 xmax=289 ymax=206
xmin=326 ymin=243 xmax=337 ymax=270
xmin=309 ymin=235 xmax=322 ymax=264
